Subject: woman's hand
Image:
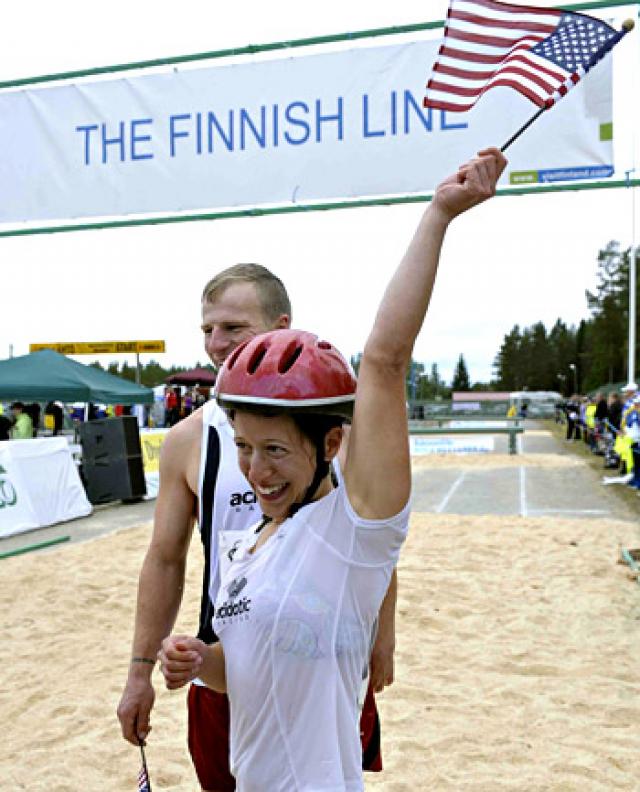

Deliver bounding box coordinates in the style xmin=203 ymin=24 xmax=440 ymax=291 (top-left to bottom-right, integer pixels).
xmin=158 ymin=634 xmax=206 ymax=690
xmin=433 ymin=147 xmax=507 ymax=222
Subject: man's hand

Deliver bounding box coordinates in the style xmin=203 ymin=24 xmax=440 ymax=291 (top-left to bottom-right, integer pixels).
xmin=158 ymin=634 xmax=206 ymax=690
xmin=433 ymin=147 xmax=507 ymax=223
xmin=116 ymin=415 xmax=200 ymax=746
xmin=369 ymin=631 xmax=395 ymax=693
xmin=117 ymin=674 xmax=156 ymax=746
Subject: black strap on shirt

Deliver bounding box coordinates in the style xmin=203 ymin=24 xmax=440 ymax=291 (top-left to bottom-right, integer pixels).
xmin=196 ymin=425 xmax=220 ymax=644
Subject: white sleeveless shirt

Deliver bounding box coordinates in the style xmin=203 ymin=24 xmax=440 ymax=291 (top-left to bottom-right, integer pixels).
xmin=213 ymin=463 xmax=409 ymax=791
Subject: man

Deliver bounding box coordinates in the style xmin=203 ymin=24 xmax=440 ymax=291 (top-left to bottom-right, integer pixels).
xmin=608 ymin=383 xmax=638 ymax=480
xmin=164 ymin=386 xmax=180 ymax=427
xmin=44 ymin=401 xmax=64 ymax=435
xmin=564 ymin=394 xmax=581 ymax=441
xmin=621 ymin=382 xmax=637 ymax=414
xmin=0 ymin=410 xmax=11 ymax=441
xmin=626 ymin=396 xmax=640 ymax=489
xmin=117 ymin=264 xmax=396 ymax=791
xmin=10 ymin=402 xmax=33 ymax=439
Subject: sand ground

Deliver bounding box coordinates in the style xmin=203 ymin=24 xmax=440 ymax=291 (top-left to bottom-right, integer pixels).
xmin=1 ymin=449 xmax=639 ymax=790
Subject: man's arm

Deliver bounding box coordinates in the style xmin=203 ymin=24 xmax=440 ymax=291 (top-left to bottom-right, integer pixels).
xmin=117 ymin=416 xmax=200 ymax=745
xmin=370 ymin=568 xmax=397 ymax=692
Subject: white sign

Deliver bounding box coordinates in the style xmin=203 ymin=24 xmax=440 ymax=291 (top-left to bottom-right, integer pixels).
xmin=0 ymin=449 xmax=38 ymax=536
xmin=0 ymin=38 xmax=613 ymax=224
xmin=0 ymin=438 xmax=91 ymax=537
xmin=410 ymin=436 xmax=494 ymax=455
xmin=452 ymin=402 xmax=481 ymax=411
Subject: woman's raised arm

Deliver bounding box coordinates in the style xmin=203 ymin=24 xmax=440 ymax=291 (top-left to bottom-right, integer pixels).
xmin=343 ymin=148 xmax=507 ymax=519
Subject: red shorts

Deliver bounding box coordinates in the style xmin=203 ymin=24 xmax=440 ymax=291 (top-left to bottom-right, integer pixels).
xmin=187 ymin=680 xmax=382 ymax=790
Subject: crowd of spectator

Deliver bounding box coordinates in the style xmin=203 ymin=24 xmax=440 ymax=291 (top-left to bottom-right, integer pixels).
xmin=0 ymin=401 xmax=46 ymax=440
xmin=0 ymin=384 xmax=212 ymax=442
xmin=162 ymin=385 xmax=208 ymax=427
xmin=558 ymin=383 xmax=640 ymax=487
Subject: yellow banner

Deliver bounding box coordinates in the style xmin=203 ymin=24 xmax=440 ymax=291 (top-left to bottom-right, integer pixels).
xmin=139 ymin=430 xmax=169 ymax=473
xmin=30 ymin=340 xmax=166 ymax=354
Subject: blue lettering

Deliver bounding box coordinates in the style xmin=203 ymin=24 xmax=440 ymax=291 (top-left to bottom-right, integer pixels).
xmin=101 ymin=122 xmax=125 ymax=163
xmin=362 ymin=94 xmax=385 ymax=138
xmin=284 ymin=102 xmax=310 ymax=145
xmin=315 ymin=97 xmax=343 ymax=142
xmin=273 ymin=104 xmax=279 ymax=147
xmin=76 ymin=124 xmax=98 ymax=165
xmin=240 ymin=107 xmax=266 ymax=149
xmin=196 ymin=112 xmax=203 ymax=154
xmin=207 ymin=111 xmax=234 ymax=152
xmin=440 ymin=110 xmax=468 ymax=131
xmin=169 ymin=113 xmax=191 ymax=157
xmin=404 ymin=91 xmax=432 ymax=134
xmin=391 ymin=91 xmax=398 ymax=136
xmin=130 ymin=118 xmax=154 ymax=161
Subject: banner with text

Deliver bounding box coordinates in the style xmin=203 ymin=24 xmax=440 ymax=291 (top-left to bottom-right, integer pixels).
xmin=0 ymin=38 xmax=614 ymax=224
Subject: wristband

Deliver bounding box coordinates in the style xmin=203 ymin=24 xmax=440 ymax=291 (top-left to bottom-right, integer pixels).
xmin=132 ymin=656 xmax=156 ymax=666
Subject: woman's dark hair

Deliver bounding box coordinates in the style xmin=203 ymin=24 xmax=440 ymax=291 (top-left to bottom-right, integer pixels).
xmin=227 ymin=406 xmax=344 ymax=439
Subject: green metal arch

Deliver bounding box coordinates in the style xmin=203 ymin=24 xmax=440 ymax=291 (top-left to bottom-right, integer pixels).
xmin=1 ymin=178 xmax=638 ymax=239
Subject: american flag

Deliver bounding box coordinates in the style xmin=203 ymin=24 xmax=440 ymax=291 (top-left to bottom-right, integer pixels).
xmin=137 ymin=764 xmax=151 ymax=792
xmin=137 ymin=743 xmax=152 ymax=792
xmin=423 ymin=0 xmax=622 ymax=112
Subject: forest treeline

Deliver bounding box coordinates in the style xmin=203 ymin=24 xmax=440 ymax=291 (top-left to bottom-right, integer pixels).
xmin=90 ymin=242 xmax=637 ymax=397
xmin=493 ymin=242 xmax=638 ymax=394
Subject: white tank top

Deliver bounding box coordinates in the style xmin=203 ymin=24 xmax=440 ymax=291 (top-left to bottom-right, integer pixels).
xmin=213 ymin=463 xmax=409 ymax=791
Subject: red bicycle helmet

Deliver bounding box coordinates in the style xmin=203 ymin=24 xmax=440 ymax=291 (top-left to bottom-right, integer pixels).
xmin=214 ymin=329 xmax=356 ymax=418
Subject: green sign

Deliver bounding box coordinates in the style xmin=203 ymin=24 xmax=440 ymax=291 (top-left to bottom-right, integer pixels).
xmin=0 ymin=477 xmax=17 ymax=508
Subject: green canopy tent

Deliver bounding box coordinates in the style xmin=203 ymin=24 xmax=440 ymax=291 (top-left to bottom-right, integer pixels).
xmin=0 ymin=349 xmax=153 ymax=404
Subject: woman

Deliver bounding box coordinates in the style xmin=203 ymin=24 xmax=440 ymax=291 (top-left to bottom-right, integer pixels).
xmin=159 ymin=148 xmax=506 ymax=790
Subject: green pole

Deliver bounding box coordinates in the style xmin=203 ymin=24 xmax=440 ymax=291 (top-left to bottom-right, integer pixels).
xmin=0 ymin=535 xmax=71 ymax=559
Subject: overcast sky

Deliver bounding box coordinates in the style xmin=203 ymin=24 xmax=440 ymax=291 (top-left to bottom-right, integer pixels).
xmin=1 ymin=0 xmax=638 ymax=383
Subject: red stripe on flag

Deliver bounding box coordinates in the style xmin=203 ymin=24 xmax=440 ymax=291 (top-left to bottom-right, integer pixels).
xmin=446 ymin=26 xmax=544 ymax=50
xmin=440 ymin=44 xmax=506 ymax=64
xmin=423 ymin=97 xmax=478 ymax=111
xmin=449 ymin=8 xmax=556 ymax=34
xmin=440 ymin=40 xmax=549 ymax=66
xmin=463 ymin=0 xmax=561 ymax=19
xmin=433 ymin=54 xmax=564 ymax=86
xmin=502 ymin=52 xmax=566 ymax=82
xmin=433 ymin=62 xmax=496 ymax=80
xmin=428 ymin=62 xmax=554 ymax=97
xmin=426 ymin=78 xmax=485 ymax=97
xmin=495 ymin=63 xmax=557 ymax=93
xmin=487 ymin=77 xmax=547 ymax=106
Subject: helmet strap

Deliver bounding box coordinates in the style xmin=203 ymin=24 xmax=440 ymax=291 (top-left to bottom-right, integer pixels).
xmin=288 ymin=443 xmax=331 ymax=518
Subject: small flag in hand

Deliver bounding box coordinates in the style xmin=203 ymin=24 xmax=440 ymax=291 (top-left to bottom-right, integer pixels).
xmin=138 ymin=743 xmax=152 ymax=792
xmin=138 ymin=766 xmax=151 ymax=792
xmin=424 ymin=0 xmax=621 ymax=112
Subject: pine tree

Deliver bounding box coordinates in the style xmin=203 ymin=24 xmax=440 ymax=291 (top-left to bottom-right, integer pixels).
xmin=493 ymin=325 xmax=522 ymax=389
xmin=451 ymin=354 xmax=471 ymax=391
xmin=583 ymin=242 xmax=637 ymax=389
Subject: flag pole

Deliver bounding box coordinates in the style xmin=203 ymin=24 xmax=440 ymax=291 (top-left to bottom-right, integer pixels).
xmin=501 ymin=18 xmax=635 ymax=153
xmin=500 ymin=105 xmax=547 ymax=152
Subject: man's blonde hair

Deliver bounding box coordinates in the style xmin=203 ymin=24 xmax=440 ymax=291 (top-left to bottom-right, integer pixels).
xmin=201 ymin=263 xmax=291 ymax=324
